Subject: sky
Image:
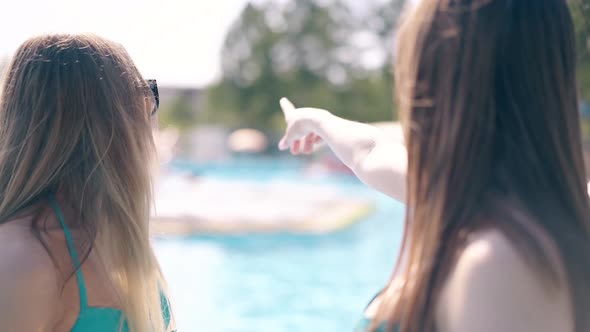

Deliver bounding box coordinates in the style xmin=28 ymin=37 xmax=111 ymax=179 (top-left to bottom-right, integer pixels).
xmin=0 ymin=0 xmax=251 ymax=88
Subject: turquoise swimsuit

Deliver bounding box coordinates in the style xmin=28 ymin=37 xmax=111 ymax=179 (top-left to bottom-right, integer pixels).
xmin=355 ymin=318 xmax=396 ymax=332
xmin=354 ymin=292 xmax=398 ymax=332
xmin=49 ymin=196 xmax=171 ymax=332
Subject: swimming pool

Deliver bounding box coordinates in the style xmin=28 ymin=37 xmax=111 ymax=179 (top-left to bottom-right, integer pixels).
xmin=154 ymin=158 xmax=404 ymax=332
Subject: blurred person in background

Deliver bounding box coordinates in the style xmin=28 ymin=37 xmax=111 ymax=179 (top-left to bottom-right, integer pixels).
xmin=0 ymin=35 xmax=173 ymax=332
xmin=280 ymin=0 xmax=590 ymax=331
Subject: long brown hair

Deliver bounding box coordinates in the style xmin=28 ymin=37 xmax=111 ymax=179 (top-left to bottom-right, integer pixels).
xmin=374 ymin=0 xmax=590 ymax=331
xmin=0 ymin=34 xmax=169 ymax=332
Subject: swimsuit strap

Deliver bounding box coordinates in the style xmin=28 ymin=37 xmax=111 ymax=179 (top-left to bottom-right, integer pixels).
xmin=49 ymin=194 xmax=88 ymax=309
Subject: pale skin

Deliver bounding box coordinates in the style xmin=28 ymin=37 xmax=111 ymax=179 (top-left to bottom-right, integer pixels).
xmin=0 ymin=219 xmax=59 ymax=332
xmin=0 ymin=205 xmax=123 ymax=332
xmin=278 ymin=98 xmax=407 ymax=202
xmin=279 ymin=98 xmax=574 ymax=331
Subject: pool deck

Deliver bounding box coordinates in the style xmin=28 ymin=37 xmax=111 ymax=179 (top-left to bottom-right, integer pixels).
xmin=151 ymin=174 xmax=375 ymax=236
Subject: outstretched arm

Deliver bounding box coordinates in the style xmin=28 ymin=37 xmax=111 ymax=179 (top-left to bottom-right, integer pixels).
xmin=278 ymin=98 xmax=406 ymax=202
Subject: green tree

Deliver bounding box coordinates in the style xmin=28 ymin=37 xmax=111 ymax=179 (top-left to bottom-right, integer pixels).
xmin=204 ymin=0 xmax=404 ymax=132
xmin=159 ymin=95 xmax=199 ymax=132
xmin=572 ymin=0 xmax=590 ymax=100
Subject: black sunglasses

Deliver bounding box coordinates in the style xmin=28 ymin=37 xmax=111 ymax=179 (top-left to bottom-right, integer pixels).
xmin=147 ymin=79 xmax=159 ymax=116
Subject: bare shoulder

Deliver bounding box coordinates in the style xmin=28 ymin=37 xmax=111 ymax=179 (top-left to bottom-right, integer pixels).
xmin=0 ymin=221 xmax=60 ymax=330
xmin=0 ymin=221 xmax=57 ymax=281
xmin=436 ymin=230 xmax=573 ymax=332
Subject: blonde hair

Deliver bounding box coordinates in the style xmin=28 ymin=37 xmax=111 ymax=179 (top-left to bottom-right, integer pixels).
xmin=375 ymin=0 xmax=590 ymax=331
xmin=0 ymin=34 xmax=170 ymax=332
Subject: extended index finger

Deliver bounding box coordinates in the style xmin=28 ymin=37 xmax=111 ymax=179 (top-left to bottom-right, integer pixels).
xmin=280 ymin=97 xmax=296 ymax=120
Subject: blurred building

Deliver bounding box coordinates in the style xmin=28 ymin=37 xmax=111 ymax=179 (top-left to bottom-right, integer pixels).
xmin=158 ymin=86 xmax=202 ymax=110
xmin=185 ymin=126 xmax=232 ymax=161
xmin=157 ymin=86 xmax=230 ymax=161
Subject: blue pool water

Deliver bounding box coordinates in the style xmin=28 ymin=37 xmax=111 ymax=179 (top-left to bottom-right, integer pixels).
xmin=154 ymin=158 xmax=405 ymax=332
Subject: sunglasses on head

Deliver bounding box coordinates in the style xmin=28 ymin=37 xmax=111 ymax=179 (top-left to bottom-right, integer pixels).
xmin=147 ymin=79 xmax=159 ymax=116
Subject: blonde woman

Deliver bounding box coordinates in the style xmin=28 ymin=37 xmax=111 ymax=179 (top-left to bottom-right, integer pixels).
xmin=280 ymin=0 xmax=590 ymax=331
xmin=0 ymin=35 xmax=172 ymax=332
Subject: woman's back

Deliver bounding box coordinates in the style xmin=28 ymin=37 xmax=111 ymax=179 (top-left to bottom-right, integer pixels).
xmin=0 ymin=214 xmax=59 ymax=330
xmin=0 ymin=198 xmax=137 ymax=331
xmin=358 ymin=230 xmax=572 ymax=332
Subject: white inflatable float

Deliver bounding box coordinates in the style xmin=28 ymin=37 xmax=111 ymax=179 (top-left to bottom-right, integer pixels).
xmin=151 ymin=173 xmax=374 ymax=236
